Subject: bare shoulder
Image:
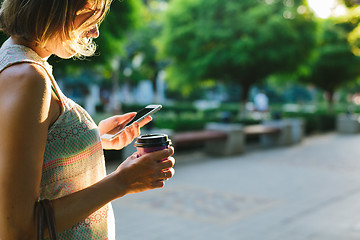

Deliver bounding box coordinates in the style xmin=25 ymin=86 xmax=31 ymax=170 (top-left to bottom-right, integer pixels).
xmin=0 ymin=62 xmax=50 ymax=93
xmin=0 ymin=62 xmax=53 ymax=122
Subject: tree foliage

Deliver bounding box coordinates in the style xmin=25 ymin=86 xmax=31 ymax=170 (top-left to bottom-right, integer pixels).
xmin=95 ymin=0 xmax=143 ymax=69
xmin=120 ymin=1 xmax=165 ymax=89
xmin=160 ymin=0 xmax=316 ymax=108
xmin=344 ymin=0 xmax=360 ymax=8
xmin=299 ymin=20 xmax=360 ymax=113
xmin=125 ymin=23 xmax=162 ymax=79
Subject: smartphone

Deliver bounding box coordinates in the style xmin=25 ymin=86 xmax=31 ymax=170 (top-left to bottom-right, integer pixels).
xmin=101 ymin=104 xmax=162 ymax=141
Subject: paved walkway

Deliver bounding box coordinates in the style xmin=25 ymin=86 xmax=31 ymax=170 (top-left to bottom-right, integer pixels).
xmin=106 ymin=133 xmax=360 ymax=240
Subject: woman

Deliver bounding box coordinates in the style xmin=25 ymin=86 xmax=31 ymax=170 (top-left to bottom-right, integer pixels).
xmin=0 ymin=0 xmax=175 ymax=239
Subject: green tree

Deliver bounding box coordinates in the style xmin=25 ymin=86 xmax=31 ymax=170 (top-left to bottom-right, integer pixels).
xmin=124 ymin=24 xmax=163 ymax=100
xmin=160 ymin=0 xmax=316 ymax=116
xmin=96 ymin=0 xmax=143 ymax=113
xmin=120 ymin=1 xmax=167 ymax=103
xmin=344 ymin=0 xmax=360 ymax=8
xmin=95 ymin=0 xmax=142 ymax=69
xmin=299 ymin=20 xmax=360 ymax=113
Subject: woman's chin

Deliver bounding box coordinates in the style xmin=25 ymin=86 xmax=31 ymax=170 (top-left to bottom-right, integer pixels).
xmin=56 ymin=50 xmax=77 ymax=59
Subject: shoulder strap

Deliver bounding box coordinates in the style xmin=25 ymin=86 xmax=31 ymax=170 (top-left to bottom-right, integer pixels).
xmin=28 ymin=61 xmax=64 ymax=105
xmin=51 ymin=85 xmax=61 ymax=100
xmin=36 ymin=199 xmax=58 ymax=240
xmin=0 ymin=44 xmax=64 ymax=105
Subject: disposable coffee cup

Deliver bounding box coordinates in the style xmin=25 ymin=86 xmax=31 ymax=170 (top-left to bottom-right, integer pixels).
xmin=135 ymin=133 xmax=172 ymax=156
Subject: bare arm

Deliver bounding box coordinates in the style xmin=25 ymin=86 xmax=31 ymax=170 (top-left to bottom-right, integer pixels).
xmin=0 ymin=64 xmax=175 ymax=239
xmin=0 ymin=63 xmax=53 ymax=239
xmin=52 ymin=148 xmax=175 ymax=232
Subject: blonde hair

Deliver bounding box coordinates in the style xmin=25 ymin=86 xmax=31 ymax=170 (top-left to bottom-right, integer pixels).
xmin=0 ymin=0 xmax=113 ymax=57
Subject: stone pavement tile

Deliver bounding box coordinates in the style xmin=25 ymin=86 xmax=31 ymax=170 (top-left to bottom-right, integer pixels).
xmin=234 ymin=188 xmax=360 ymax=240
xmin=117 ymin=185 xmax=279 ymax=225
xmin=107 ymin=133 xmax=360 ymax=240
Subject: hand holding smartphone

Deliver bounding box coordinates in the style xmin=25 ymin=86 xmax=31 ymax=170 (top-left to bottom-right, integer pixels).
xmin=101 ymin=104 xmax=162 ymax=141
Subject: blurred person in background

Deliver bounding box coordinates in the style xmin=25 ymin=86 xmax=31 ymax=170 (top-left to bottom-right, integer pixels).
xmin=0 ymin=0 xmax=175 ymax=239
xmin=254 ymin=89 xmax=269 ymax=112
xmin=253 ymin=89 xmax=269 ymax=119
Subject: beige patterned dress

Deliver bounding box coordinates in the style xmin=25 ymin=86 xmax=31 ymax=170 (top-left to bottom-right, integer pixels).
xmin=0 ymin=40 xmax=115 ymax=240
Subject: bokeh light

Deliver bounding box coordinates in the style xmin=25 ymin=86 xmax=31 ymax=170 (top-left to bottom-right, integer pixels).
xmin=307 ymin=0 xmax=347 ymax=19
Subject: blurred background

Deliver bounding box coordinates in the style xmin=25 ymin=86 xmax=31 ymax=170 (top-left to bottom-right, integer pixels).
xmin=4 ymin=0 xmax=360 ymax=239
xmin=0 ymin=0 xmax=359 ymax=138
xmin=0 ymin=0 xmax=359 ymax=140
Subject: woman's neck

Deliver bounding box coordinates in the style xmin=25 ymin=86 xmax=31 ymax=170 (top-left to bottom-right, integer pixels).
xmin=9 ymin=37 xmax=52 ymax=60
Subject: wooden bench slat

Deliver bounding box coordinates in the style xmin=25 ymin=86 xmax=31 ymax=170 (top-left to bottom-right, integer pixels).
xmin=243 ymin=125 xmax=281 ymax=136
xmin=172 ymin=130 xmax=227 ymax=146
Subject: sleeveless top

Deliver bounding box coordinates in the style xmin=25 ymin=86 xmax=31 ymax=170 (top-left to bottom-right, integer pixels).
xmin=0 ymin=40 xmax=115 ymax=240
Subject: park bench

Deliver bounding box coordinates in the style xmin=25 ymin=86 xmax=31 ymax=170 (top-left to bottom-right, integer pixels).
xmin=172 ymin=125 xmax=281 ymax=145
xmin=171 ymin=123 xmax=284 ymax=156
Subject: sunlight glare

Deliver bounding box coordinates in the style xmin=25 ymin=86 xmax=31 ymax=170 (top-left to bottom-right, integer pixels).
xmin=307 ymin=0 xmax=346 ymax=19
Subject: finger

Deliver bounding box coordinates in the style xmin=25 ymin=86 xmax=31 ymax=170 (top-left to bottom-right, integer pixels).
xmin=139 ymin=116 xmax=152 ymax=128
xmin=164 ymin=168 xmax=175 ymax=180
xmin=120 ymin=112 xmax=137 ymax=119
xmin=125 ymin=123 xmax=140 ymax=142
xmin=152 ymin=180 xmax=165 ymax=188
xmin=120 ymin=112 xmax=137 ymax=126
xmin=99 ymin=113 xmax=137 ymax=135
xmin=116 ymin=126 xmax=130 ymax=145
xmin=123 ymin=126 xmax=134 ymax=145
xmin=141 ymin=147 xmax=174 ymax=163
xmin=156 ymin=168 xmax=175 ymax=181
xmin=159 ymin=157 xmax=175 ymax=169
xmin=167 ymin=146 xmax=175 ymax=157
xmin=156 ymin=148 xmax=174 ymax=159
xmin=131 ymin=122 xmax=141 ymax=136
xmin=109 ymin=112 xmax=137 ymax=126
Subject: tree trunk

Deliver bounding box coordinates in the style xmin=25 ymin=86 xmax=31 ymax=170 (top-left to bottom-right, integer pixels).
xmin=150 ymin=60 xmax=159 ymax=103
xmin=327 ymin=90 xmax=335 ymax=114
xmin=110 ymin=56 xmax=122 ymax=114
xmin=111 ymin=70 xmax=122 ymax=114
xmin=238 ymin=83 xmax=251 ymax=119
xmin=151 ymin=72 xmax=158 ymax=103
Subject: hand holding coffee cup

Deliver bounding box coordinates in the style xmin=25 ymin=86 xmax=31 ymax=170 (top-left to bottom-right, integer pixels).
xmin=113 ymin=139 xmax=175 ymax=196
xmin=135 ymin=134 xmax=174 ymax=181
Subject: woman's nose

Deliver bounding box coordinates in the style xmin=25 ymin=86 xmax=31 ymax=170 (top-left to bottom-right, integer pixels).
xmin=87 ymin=24 xmax=99 ymax=38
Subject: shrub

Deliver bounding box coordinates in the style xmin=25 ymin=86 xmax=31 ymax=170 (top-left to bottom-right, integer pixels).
xmin=283 ymin=112 xmax=336 ymax=134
